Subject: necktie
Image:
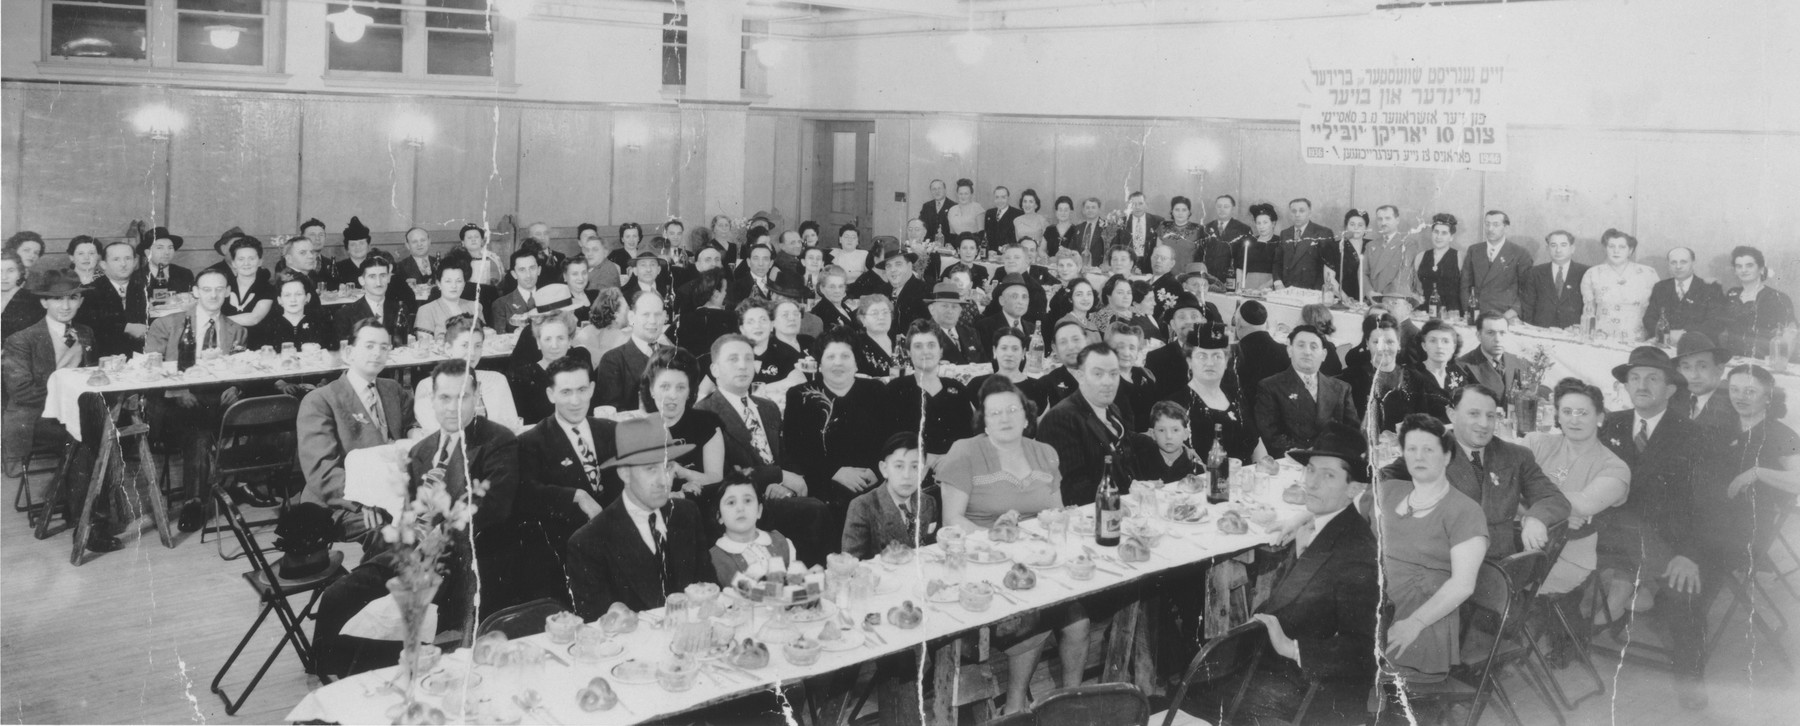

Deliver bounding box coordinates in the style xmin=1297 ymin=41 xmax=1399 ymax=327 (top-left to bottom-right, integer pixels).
xmin=572 ymin=424 xmax=598 ymax=485
xmin=1690 ymin=394 xmax=1702 ymax=420
xmin=1470 ymin=449 xmax=1486 ymax=475
xmin=742 ymin=396 xmax=774 ymax=464
xmin=1133 ymin=215 xmax=1144 ymax=244
xmin=1554 ymin=266 xmax=1565 ymax=297
xmin=1489 ymin=244 xmax=1498 ymax=262
xmin=1301 ymin=374 xmax=1317 ymax=401
xmin=57 ymin=327 xmax=81 ymax=369
xmin=899 ymin=501 xmax=916 ymax=534
xmin=365 ymin=382 xmax=388 ymax=438
xmin=62 ymin=326 xmax=76 ymax=349
xmin=434 ymin=437 xmax=457 ymax=469
xmin=1635 ymin=420 xmax=1649 ymax=451
xmin=1104 ymin=410 xmax=1124 ymax=441
xmin=648 ymin=510 xmax=666 ymax=559
xmin=201 ymin=318 xmax=217 ymax=350
xmin=154 ymin=266 xmax=167 ymax=286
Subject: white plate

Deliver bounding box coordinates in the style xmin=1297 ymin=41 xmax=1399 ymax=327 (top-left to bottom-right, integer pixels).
xmin=610 ymin=659 xmax=657 ymax=685
xmin=569 ymin=640 xmax=625 ymax=661
xmin=784 ymin=601 xmax=834 ymax=623
xmin=418 ymin=669 xmax=484 ymax=696
xmin=819 ymin=628 xmax=866 ymax=652
xmin=965 ymin=550 xmax=1011 ymax=565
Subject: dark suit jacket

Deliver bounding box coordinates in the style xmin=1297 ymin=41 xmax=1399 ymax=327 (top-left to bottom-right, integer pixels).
xmin=984 ymin=205 xmax=1025 ymax=250
xmin=1457 ymin=348 xmax=1530 ymax=402
xmin=811 ymin=300 xmax=857 ymax=334
xmin=518 ymin=415 xmax=621 ymax=523
xmin=1461 ymin=241 xmax=1533 ymax=316
xmin=1674 ymin=390 xmax=1737 ymax=436
xmin=979 ymin=273 xmax=1049 ymax=321
xmin=393 ymin=254 xmax=439 ymax=287
xmin=1205 ymin=218 xmax=1255 ymax=248
xmin=1110 ymin=213 xmax=1166 ymax=252
xmin=595 ymin=339 xmax=656 ymax=411
xmin=693 ymin=391 xmax=787 ymax=489
xmin=1520 ymin=262 xmax=1588 ymax=329
xmin=919 ymin=198 xmax=954 ymax=241
xmin=935 ymin=323 xmax=988 ymax=366
xmin=1642 ymin=276 xmax=1724 ymax=336
xmin=1256 ymin=506 xmax=1379 ymax=688
xmin=1073 ymin=220 xmax=1110 ymax=266
xmin=1036 ymin=393 xmax=1128 ymax=506
xmin=1234 ymin=330 xmax=1291 ymax=407
xmin=407 ymin=417 xmax=518 ymax=533
xmin=1379 ymin=436 xmax=1570 ymax=559
xmin=1253 ymin=368 xmax=1359 ymax=459
xmin=973 ymin=313 xmax=1037 ymax=353
xmin=1 ymin=319 xmax=94 ymax=411
xmin=1 ymin=291 xmax=45 ymax=341
xmin=841 ymin=489 xmax=939 ymax=560
xmin=133 ymin=263 xmax=196 ymax=295
xmin=567 ymin=497 xmax=708 ymax=620
xmin=1277 ymin=222 xmax=1334 ymax=290
xmin=144 ymin=311 xmax=247 ymax=359
xmin=488 ymin=288 xmax=535 ymax=334
xmin=77 ymin=277 xmax=149 ymax=358
xmin=1020 ymin=366 xmax=1078 ymax=420
xmin=331 ymin=295 xmax=408 ymax=343
xmin=1598 ymin=411 xmax=1706 ymax=571
xmin=298 ymin=374 xmax=415 ymax=509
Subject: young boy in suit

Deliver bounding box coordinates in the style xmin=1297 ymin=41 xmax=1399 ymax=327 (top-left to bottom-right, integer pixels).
xmin=841 ymin=433 xmax=938 ymax=559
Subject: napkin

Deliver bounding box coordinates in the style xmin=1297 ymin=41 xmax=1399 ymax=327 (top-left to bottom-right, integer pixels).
xmin=343 ymin=442 xmax=414 ymax=518
xmin=341 ymin=594 xmax=439 ymax=642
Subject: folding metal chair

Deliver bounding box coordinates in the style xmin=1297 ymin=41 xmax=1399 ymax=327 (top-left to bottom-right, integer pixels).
xmin=202 ymin=394 xmax=302 ymax=559
xmin=1521 ymin=524 xmax=1607 ymax=711
xmin=14 ymin=425 xmax=77 ymax=539
xmin=976 ymin=711 xmax=1037 ymax=726
xmin=1154 ymin=619 xmax=1317 ymax=726
xmin=209 ymin=488 xmax=346 ymax=716
xmin=1034 ymin=682 xmax=1150 ymax=726
xmin=475 ymin=597 xmax=567 ymax=640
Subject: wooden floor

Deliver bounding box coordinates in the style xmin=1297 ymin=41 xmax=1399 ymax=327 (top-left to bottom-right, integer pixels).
xmin=3 ymin=468 xmax=1799 ymax=725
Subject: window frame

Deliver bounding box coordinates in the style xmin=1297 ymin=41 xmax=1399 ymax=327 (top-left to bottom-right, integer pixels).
xmin=321 ymin=0 xmax=516 ymax=87
xmin=661 ymin=11 xmax=687 ymax=89
xmin=40 ymin=0 xmax=286 ymax=74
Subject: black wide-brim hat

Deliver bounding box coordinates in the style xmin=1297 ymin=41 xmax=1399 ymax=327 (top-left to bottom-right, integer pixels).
xmin=1286 ymin=422 xmax=1370 ymax=477
xmin=27 ymin=269 xmax=88 ymax=298
xmin=138 ymin=227 xmax=183 ymax=253
xmin=602 ymin=417 xmax=696 ymax=469
xmin=1673 ymin=332 xmax=1731 ymax=365
xmin=1612 ymin=345 xmax=1687 ymax=388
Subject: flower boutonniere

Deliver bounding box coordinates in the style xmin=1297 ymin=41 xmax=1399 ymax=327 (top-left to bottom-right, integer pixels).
xmin=560 ymin=458 xmax=574 ymax=468
xmin=352 ymin=413 xmax=370 ymax=425
xmin=1287 ymin=393 xmax=1299 ymax=401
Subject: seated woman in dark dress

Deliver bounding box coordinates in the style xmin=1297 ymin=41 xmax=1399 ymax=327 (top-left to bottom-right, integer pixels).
xmin=506 ymin=310 xmax=591 ymax=424
xmin=781 ymin=327 xmax=889 ymax=508
xmin=734 ymin=297 xmax=802 ymax=386
xmin=249 ymin=272 xmax=336 ymax=351
xmin=640 ymin=346 xmax=727 ymax=508
xmin=1182 ymin=322 xmax=1259 ymax=462
xmin=810 ymin=266 xmax=858 ymax=334
xmin=1403 ymin=319 xmax=1474 ymax=423
xmin=1335 ymin=314 xmax=1411 ymax=434
xmin=886 ymin=319 xmax=973 ymax=460
xmin=222 ymin=236 xmax=277 ymax=329
xmin=852 ymin=294 xmax=905 ymax=378
xmin=676 ymin=267 xmax=736 ymax=358
xmin=1719 ymin=245 xmax=1798 ymax=358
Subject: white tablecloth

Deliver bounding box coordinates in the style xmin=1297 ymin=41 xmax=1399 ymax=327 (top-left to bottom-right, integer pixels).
xmin=42 ymin=335 xmax=519 ymax=442
xmin=286 ymin=470 xmax=1312 ymax=725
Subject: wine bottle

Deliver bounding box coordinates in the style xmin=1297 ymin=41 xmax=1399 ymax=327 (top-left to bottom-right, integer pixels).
xmin=176 ymin=316 xmax=197 ymax=371
xmin=1095 ymin=456 xmax=1121 ymax=547
xmin=1207 ymin=425 xmax=1231 ymax=504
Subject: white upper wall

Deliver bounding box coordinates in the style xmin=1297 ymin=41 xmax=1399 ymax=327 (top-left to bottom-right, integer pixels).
xmin=780 ymin=0 xmax=1799 ymax=132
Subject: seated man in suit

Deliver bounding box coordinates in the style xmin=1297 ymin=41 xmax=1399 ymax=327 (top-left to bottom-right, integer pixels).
xmin=841 ymin=432 xmax=938 ymax=559
xmin=135 ymin=226 xmax=195 ymax=296
xmin=518 ymin=356 xmax=618 ymax=544
xmin=1224 ymin=423 xmax=1379 ymax=726
xmin=1672 ymin=333 xmax=1736 ymax=433
xmin=298 ymin=318 xmax=417 ymax=550
xmin=1379 ymin=384 xmax=1570 ymax=559
xmin=331 ymin=256 xmax=409 ymax=344
xmin=1233 ymin=301 xmax=1290 ymax=411
xmin=78 ymin=240 xmax=148 ymax=358
xmin=1143 ymin=292 xmax=1222 ymax=405
xmin=1253 ymin=325 xmax=1359 ymax=461
xmin=981 ymin=245 xmax=1050 ymax=321
xmin=1458 ymin=312 xmax=1530 ymax=400
xmin=695 ymin=334 xmax=833 ymax=562
xmin=412 ymin=315 xmax=516 ymax=432
xmin=0 ymin=271 xmax=113 ymax=551
xmin=567 ymin=417 xmax=710 ymax=620
xmin=595 ymin=290 xmax=668 ymax=412
xmin=925 ymin=282 xmax=986 ymax=366
xmin=489 ymin=248 xmax=541 ymax=334
xmin=1520 ymin=230 xmax=1587 ymax=329
xmin=146 ymin=267 xmax=251 ymax=521
xmin=1643 ymin=246 xmax=1725 ymax=340
xmin=1037 ymin=342 xmax=1129 ymax=506
xmin=1021 ymin=318 xmax=1087 ymax=416
xmin=973 ymin=275 xmax=1038 ymax=352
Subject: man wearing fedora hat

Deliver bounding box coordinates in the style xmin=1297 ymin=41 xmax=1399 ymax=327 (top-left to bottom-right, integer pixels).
xmin=566 ymin=416 xmax=710 ymax=619
xmin=1594 ymin=345 xmax=1714 ymax=708
xmin=1232 ymin=422 xmax=1380 ymax=725
xmin=0 ymin=271 xmax=117 ymax=551
xmin=853 ymin=246 xmax=931 ymax=326
xmin=134 ymin=226 xmax=194 ymax=296
xmin=981 ymin=244 xmax=1050 ymax=321
xmin=1143 ymin=292 xmax=1224 ymax=406
xmin=1671 ymin=332 xmax=1737 ymax=433
xmin=974 ymin=274 xmax=1039 ymax=351
xmin=619 ymin=248 xmax=673 ymax=306
xmin=925 ymin=282 xmax=986 ymax=366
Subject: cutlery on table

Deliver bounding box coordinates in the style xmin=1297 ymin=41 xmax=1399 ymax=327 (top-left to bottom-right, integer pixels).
xmin=513 ymin=690 xmax=563 ymax=725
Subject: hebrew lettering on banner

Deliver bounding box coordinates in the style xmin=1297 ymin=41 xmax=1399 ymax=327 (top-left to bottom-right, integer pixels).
xmin=1301 ymin=63 xmax=1507 ymax=171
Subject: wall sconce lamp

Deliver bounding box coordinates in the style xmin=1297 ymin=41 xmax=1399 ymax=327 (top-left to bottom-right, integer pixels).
xmin=132 ymin=104 xmax=184 ymax=141
xmin=392 ymin=114 xmax=433 ymax=148
xmin=205 ymin=25 xmax=244 ymax=50
xmin=327 ymin=3 xmax=373 ymax=43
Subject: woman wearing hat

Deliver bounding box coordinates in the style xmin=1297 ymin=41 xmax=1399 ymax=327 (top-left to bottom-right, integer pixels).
xmin=329 ymin=217 xmax=389 ymax=284
xmin=1719 ymin=245 xmax=1797 ymax=358
xmin=1183 ymin=322 xmax=1259 ymax=462
xmin=1373 ymin=414 xmax=1488 ymax=701
xmin=135 ymin=227 xmax=194 ymax=296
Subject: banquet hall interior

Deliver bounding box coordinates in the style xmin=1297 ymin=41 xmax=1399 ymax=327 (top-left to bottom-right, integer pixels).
xmin=3 ymin=0 xmax=1798 ymax=724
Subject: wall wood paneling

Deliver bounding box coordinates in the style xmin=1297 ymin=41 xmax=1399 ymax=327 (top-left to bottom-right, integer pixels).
xmin=1053 ymin=122 xmax=1146 ymax=213
xmin=518 ymin=107 xmax=614 ymax=229
xmin=15 ymin=85 xmax=164 ymax=238
xmin=608 ymin=109 xmax=684 ymax=230
xmin=168 ymin=95 xmax=301 ymax=239
xmin=413 ymin=103 xmax=521 ymax=231
xmin=299 ymin=98 xmax=418 ymax=235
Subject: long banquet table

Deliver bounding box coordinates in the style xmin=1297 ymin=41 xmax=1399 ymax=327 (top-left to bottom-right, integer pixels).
xmin=286 ymin=469 xmax=1313 ymax=725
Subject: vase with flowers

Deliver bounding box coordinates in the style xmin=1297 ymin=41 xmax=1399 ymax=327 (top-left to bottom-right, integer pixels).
xmin=380 ymin=463 xmax=481 ymax=720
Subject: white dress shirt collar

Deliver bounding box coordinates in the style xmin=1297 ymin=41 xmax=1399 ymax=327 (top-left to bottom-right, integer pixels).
xmin=1637 ymin=408 xmax=1667 ymax=440
xmin=621 ymin=492 xmax=663 ymax=553
xmin=1301 ymin=505 xmax=1349 ymax=553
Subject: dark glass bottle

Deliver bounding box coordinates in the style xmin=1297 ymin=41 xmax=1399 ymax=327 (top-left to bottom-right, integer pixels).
xmin=1207 ymin=425 xmax=1231 ymax=504
xmin=1095 ymin=455 xmax=1122 ymax=547
xmin=176 ymin=316 xmax=196 ymax=371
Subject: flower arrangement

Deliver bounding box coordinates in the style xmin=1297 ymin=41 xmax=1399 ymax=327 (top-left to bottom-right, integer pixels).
xmin=1524 ymin=345 xmax=1556 ymax=398
xmin=379 ymin=464 xmax=484 ymax=709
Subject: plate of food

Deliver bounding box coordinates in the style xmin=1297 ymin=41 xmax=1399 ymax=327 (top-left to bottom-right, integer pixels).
xmin=784 ymin=599 xmax=833 ymax=623
xmin=1018 ymin=541 xmax=1060 ymax=569
xmin=609 ymin=659 xmax=658 ymax=685
xmin=1166 ymin=499 xmax=1209 ymax=524
xmin=816 ymin=621 xmax=866 ymax=652
xmin=964 ymin=547 xmax=1011 ymax=565
xmin=925 ymin=578 xmax=961 ymax=604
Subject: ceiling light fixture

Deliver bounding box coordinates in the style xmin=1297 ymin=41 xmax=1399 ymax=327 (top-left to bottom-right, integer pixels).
xmin=205 ymin=25 xmax=244 ymax=50
xmin=327 ymin=3 xmax=373 ymax=43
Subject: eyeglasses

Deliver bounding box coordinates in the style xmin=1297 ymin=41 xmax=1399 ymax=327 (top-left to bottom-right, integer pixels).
xmin=986 ymin=405 xmax=1024 ymax=418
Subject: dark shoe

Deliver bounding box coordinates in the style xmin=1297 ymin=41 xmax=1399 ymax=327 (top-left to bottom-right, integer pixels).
xmin=225 ymin=482 xmax=282 ymax=508
xmin=86 ymin=532 xmax=124 ymax=553
xmin=1675 ymin=678 xmax=1708 ymax=710
xmin=177 ymin=501 xmax=205 ymax=532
